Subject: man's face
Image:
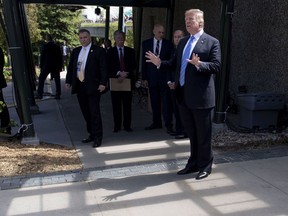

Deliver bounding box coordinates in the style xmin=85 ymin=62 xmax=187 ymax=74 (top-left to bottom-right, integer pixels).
xmin=79 ymin=32 xmax=91 ymax=47
xmin=114 ymin=34 xmax=125 ymax=47
xmin=173 ymin=31 xmax=184 ymax=47
xmin=185 ymin=12 xmax=201 ymax=35
xmin=153 ymin=26 xmax=165 ymax=40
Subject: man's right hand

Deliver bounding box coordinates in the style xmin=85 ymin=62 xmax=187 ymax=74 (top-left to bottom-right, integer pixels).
xmin=142 ymin=80 xmax=148 ymax=88
xmin=65 ymin=83 xmax=71 ymax=89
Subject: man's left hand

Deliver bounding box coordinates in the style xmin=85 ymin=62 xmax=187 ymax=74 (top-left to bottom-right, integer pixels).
xmin=98 ymin=85 xmax=106 ymax=92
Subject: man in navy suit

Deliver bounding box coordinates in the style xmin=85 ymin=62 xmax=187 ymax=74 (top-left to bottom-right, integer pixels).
xmin=107 ymin=30 xmax=136 ymax=132
xmin=145 ymin=9 xmax=221 ymax=180
xmin=65 ymin=29 xmax=107 ymax=148
xmin=141 ymin=24 xmax=174 ymax=134
xmin=0 ymin=47 xmax=11 ymax=134
xmin=37 ymin=34 xmax=63 ymax=99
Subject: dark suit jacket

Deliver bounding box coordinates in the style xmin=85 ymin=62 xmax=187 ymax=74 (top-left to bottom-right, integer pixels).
xmin=142 ymin=38 xmax=174 ymax=87
xmin=162 ymin=32 xmax=221 ymax=109
xmin=0 ymin=47 xmax=7 ymax=89
xmin=66 ymin=44 xmax=107 ymax=95
xmin=40 ymin=41 xmax=62 ymax=77
xmin=107 ymin=46 xmax=136 ymax=89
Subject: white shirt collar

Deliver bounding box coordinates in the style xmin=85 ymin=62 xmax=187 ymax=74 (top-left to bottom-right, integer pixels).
xmin=82 ymin=43 xmax=92 ymax=50
xmin=191 ymin=29 xmax=204 ymax=40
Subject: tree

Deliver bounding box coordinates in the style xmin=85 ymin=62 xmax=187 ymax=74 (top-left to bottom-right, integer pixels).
xmin=36 ymin=4 xmax=81 ymax=47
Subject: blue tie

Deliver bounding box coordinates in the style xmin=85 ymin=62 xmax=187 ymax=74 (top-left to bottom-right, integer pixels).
xmin=179 ymin=36 xmax=194 ymax=86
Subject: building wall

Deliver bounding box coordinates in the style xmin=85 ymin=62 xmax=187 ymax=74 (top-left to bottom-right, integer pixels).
xmin=141 ymin=0 xmax=288 ymax=101
xmin=230 ymin=0 xmax=288 ymax=97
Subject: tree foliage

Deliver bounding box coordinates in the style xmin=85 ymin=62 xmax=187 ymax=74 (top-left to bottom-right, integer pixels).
xmin=35 ymin=4 xmax=81 ymax=48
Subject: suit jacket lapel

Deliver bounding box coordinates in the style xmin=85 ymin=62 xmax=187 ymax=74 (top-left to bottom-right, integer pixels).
xmin=192 ymin=33 xmax=207 ymax=54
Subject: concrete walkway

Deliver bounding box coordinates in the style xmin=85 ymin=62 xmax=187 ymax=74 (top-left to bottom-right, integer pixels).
xmin=1 ymin=74 xmax=288 ymax=216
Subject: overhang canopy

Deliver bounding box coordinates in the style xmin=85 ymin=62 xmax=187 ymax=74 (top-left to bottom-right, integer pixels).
xmin=20 ymin=0 xmax=170 ymax=7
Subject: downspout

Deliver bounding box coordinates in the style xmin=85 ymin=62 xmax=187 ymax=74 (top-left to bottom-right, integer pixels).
xmin=214 ymin=0 xmax=235 ymax=123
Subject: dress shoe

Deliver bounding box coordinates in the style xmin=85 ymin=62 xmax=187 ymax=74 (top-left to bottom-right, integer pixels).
xmin=166 ymin=128 xmax=176 ymax=135
xmin=145 ymin=124 xmax=162 ymax=130
xmin=82 ymin=137 xmax=94 ymax=143
xmin=177 ymin=167 xmax=199 ymax=175
xmin=54 ymin=95 xmax=60 ymax=100
xmin=175 ymin=134 xmax=188 ymax=139
xmin=35 ymin=95 xmax=43 ymax=99
xmin=195 ymin=171 xmax=210 ymax=180
xmin=92 ymin=138 xmax=102 ymax=148
xmin=113 ymin=128 xmax=120 ymax=133
xmin=124 ymin=128 xmax=133 ymax=132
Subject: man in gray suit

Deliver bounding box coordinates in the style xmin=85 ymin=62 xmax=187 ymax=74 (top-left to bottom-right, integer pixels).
xmin=145 ymin=9 xmax=221 ymax=180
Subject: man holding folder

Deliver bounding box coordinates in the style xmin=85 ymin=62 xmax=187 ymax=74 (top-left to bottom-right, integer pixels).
xmin=107 ymin=30 xmax=136 ymax=132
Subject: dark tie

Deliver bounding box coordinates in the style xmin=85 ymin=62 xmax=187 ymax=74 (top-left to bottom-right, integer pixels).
xmin=155 ymin=40 xmax=160 ymax=56
xmin=179 ymin=36 xmax=195 ymax=86
xmin=119 ymin=48 xmax=124 ymax=71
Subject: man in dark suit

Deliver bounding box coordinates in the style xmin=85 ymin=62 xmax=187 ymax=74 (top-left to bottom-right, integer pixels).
xmin=145 ymin=9 xmax=221 ymax=180
xmin=65 ymin=29 xmax=107 ymax=148
xmin=37 ymin=34 xmax=63 ymax=99
xmin=141 ymin=24 xmax=174 ymax=134
xmin=107 ymin=30 xmax=136 ymax=132
xmin=0 ymin=47 xmax=11 ymax=134
xmin=167 ymin=29 xmax=188 ymax=139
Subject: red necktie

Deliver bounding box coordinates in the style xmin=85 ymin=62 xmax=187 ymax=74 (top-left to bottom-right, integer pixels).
xmin=119 ymin=48 xmax=124 ymax=71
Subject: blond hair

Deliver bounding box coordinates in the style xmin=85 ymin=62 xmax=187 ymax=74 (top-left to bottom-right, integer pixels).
xmin=185 ymin=9 xmax=204 ymax=28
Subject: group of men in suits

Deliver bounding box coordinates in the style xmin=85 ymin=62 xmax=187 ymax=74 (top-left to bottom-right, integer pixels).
xmin=64 ymin=8 xmax=221 ymax=180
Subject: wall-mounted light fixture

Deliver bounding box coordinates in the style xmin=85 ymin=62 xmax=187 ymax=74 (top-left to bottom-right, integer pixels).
xmin=95 ymin=7 xmax=101 ymax=15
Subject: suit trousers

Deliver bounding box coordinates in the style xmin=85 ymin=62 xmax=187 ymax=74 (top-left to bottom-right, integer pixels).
xmin=111 ymin=91 xmax=132 ymax=130
xmin=178 ymin=101 xmax=214 ymax=172
xmin=149 ymin=85 xmax=173 ymax=129
xmin=0 ymin=90 xmax=11 ymax=134
xmin=76 ymin=80 xmax=103 ymax=139
xmin=38 ymin=70 xmax=61 ymax=96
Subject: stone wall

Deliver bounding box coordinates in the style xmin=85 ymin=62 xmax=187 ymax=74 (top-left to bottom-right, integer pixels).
xmin=230 ymin=0 xmax=288 ymax=98
xmin=141 ymin=0 xmax=288 ymax=101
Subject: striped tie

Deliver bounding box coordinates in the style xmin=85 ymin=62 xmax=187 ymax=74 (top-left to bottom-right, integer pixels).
xmin=179 ymin=36 xmax=194 ymax=86
xmin=155 ymin=40 xmax=160 ymax=56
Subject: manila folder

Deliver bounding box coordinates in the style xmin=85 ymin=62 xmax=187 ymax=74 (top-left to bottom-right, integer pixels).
xmin=109 ymin=78 xmax=131 ymax=91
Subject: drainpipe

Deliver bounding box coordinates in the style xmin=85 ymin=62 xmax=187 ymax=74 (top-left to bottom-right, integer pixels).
xmin=214 ymin=0 xmax=235 ymax=123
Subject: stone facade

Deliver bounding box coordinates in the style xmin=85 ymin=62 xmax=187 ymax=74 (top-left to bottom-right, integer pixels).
xmin=141 ymin=0 xmax=288 ymax=103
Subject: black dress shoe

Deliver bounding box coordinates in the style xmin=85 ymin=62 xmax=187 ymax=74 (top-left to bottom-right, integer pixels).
xmin=92 ymin=138 xmax=102 ymax=148
xmin=35 ymin=95 xmax=43 ymax=99
xmin=113 ymin=128 xmax=120 ymax=133
xmin=145 ymin=124 xmax=162 ymax=130
xmin=175 ymin=134 xmax=188 ymax=139
xmin=195 ymin=171 xmax=210 ymax=180
xmin=124 ymin=128 xmax=133 ymax=132
xmin=54 ymin=95 xmax=60 ymax=100
xmin=177 ymin=167 xmax=199 ymax=175
xmin=166 ymin=128 xmax=176 ymax=135
xmin=82 ymin=137 xmax=94 ymax=143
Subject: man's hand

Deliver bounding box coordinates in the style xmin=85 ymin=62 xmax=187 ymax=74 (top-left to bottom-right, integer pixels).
xmin=167 ymin=81 xmax=175 ymax=90
xmin=142 ymin=80 xmax=148 ymax=88
xmin=145 ymin=51 xmax=161 ymax=67
xmin=65 ymin=83 xmax=71 ymax=89
xmin=98 ymin=84 xmax=106 ymax=92
xmin=119 ymin=71 xmax=129 ymax=78
xmin=187 ymin=53 xmax=201 ymax=67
